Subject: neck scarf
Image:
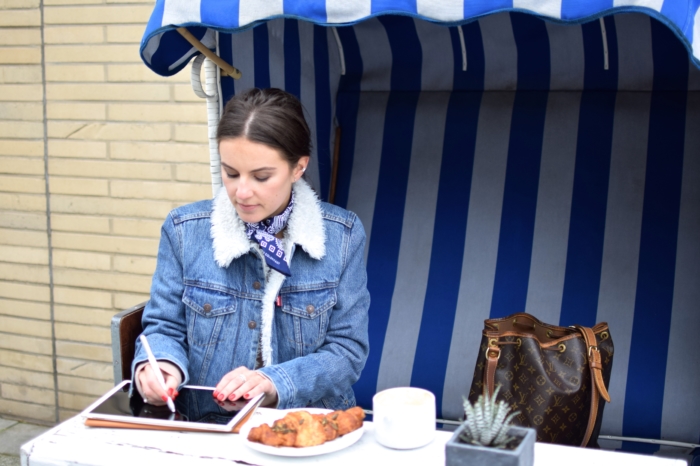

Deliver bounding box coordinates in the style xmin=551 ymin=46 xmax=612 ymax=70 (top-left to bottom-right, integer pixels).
xmin=244 ymin=191 xmax=294 ymax=276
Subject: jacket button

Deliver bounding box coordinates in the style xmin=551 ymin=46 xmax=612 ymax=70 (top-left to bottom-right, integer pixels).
xmin=253 ymin=281 xmax=261 ymax=290
xmin=248 ymin=321 xmax=257 ymax=329
xmin=306 ymin=305 xmax=315 ymax=314
xmin=203 ymin=303 xmax=212 ymax=313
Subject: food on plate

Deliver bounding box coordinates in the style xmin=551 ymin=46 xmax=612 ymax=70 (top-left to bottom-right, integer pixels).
xmin=247 ymin=406 xmax=365 ymax=448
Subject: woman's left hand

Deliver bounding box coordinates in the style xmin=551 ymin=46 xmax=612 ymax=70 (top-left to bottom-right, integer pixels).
xmin=214 ymin=367 xmax=278 ymax=406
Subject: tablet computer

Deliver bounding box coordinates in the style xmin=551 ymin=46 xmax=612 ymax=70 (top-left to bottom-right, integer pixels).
xmin=81 ymin=380 xmax=265 ymax=433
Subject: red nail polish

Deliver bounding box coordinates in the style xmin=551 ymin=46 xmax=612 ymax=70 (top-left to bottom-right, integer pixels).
xmin=167 ymin=388 xmax=173 ymax=397
xmin=244 ymin=393 xmax=250 ymax=399
xmin=228 ymin=394 xmax=236 ymax=401
xmin=161 ymin=395 xmax=167 ymax=402
xmin=218 ymin=393 xmax=225 ymax=401
xmin=173 ymin=391 xmax=179 ymax=398
xmin=213 ymin=391 xmax=219 ymax=397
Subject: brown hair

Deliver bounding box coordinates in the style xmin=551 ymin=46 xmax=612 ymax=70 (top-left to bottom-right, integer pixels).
xmin=217 ymin=88 xmax=311 ymax=167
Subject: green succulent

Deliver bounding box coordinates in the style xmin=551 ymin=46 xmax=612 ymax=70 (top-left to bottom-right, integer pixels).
xmin=460 ymin=386 xmax=520 ymax=448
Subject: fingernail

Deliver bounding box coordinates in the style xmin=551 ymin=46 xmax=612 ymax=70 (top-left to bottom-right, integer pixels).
xmin=167 ymin=388 xmax=173 ymax=397
xmin=218 ymin=394 xmax=225 ymax=401
xmin=161 ymin=395 xmax=167 ymax=402
xmin=173 ymin=391 xmax=179 ymax=398
xmin=244 ymin=393 xmax=250 ymax=399
xmin=213 ymin=391 xmax=219 ymax=397
xmin=228 ymin=394 xmax=236 ymax=401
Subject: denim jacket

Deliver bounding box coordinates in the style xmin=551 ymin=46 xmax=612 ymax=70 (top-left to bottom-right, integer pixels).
xmin=132 ymin=180 xmax=370 ymax=422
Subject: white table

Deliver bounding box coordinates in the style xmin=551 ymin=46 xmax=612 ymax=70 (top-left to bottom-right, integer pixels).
xmin=21 ymin=409 xmax=686 ymax=466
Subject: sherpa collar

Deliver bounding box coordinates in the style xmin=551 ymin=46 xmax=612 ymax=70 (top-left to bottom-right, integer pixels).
xmin=210 ymin=178 xmax=326 ymax=268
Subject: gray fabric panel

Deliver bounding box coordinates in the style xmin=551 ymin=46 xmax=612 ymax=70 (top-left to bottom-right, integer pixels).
xmin=376 ymin=92 xmax=451 ymax=391
xmin=689 ymin=58 xmax=700 ymax=90
xmin=268 ymin=19 xmax=286 ymax=90
xmin=327 ymin=27 xmax=342 ymax=196
xmin=660 ymin=92 xmax=700 ymax=443
xmin=298 ymin=22 xmax=321 ymax=192
xmin=615 ymin=14 xmax=653 ymax=91
xmin=231 ymin=29 xmax=255 ymax=93
xmin=524 ymin=92 xmax=580 ymax=322
xmin=545 ymin=21 xmax=584 ymax=90
xmin=479 ymin=13 xmax=517 ymax=91
xmin=596 ymin=92 xmax=651 ymax=437
xmin=442 ymin=91 xmax=515 ymax=419
xmin=414 ymin=18 xmax=454 ymax=91
xmin=345 ymin=92 xmax=389 ymax=262
xmin=353 ymin=18 xmax=392 ymax=91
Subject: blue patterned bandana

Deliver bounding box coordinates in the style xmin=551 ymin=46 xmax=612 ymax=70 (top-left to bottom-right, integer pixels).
xmin=244 ymin=191 xmax=294 ymax=276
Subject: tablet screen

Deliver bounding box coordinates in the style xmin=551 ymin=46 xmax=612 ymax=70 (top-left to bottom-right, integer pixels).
xmin=86 ymin=381 xmax=262 ymax=428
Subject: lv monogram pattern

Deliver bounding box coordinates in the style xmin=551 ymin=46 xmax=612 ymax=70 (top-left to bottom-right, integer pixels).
xmin=468 ymin=330 xmax=614 ymax=447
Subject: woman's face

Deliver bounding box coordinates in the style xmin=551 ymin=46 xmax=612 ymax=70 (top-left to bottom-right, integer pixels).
xmin=219 ymin=137 xmax=308 ymax=224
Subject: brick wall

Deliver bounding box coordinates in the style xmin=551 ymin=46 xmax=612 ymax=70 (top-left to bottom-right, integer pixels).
xmin=0 ymin=0 xmax=211 ymax=425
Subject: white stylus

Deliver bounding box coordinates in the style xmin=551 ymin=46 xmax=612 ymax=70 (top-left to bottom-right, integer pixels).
xmin=139 ymin=334 xmax=176 ymax=413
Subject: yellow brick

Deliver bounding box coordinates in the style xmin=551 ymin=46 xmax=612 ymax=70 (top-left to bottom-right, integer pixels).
xmin=44 ymin=25 xmax=104 ymax=44
xmin=109 ymin=103 xmax=206 ymax=123
xmin=111 ymin=180 xmax=210 ymax=202
xmin=0 ymin=120 xmax=43 ymax=138
xmin=0 ymin=139 xmax=43 ymax=156
xmin=106 ymin=63 xmax=179 ymax=83
xmin=0 ymin=281 xmax=49 ymax=302
xmin=0 ymin=175 xmax=45 ymax=194
xmin=0 ymin=227 xmax=48 ymax=247
xmin=49 ymin=121 xmax=171 ymax=142
xmin=0 ymin=156 xmax=44 ymax=175
xmin=47 ymin=102 xmax=106 ymax=120
xmin=55 ymin=322 xmax=110 ymax=344
xmin=54 ymin=286 xmax=111 ymax=308
xmin=106 ymin=25 xmax=145 ymax=43
xmin=0 ymin=333 xmax=52 ymax=356
xmin=50 ymin=213 xmax=109 ymax=234
xmin=0 ymin=349 xmax=52 ymax=372
xmin=1 ymin=383 xmax=54 ymax=406
xmin=0 ymin=245 xmax=48 ymax=265
xmin=51 ymin=196 xmax=173 ymax=220
xmin=106 ymin=0 xmax=152 ymax=3
xmin=58 ymin=375 xmax=113 ymax=396
xmin=54 ymin=269 xmax=151 ymax=294
xmin=45 ymin=44 xmax=140 ymax=63
xmin=0 ymin=211 xmax=45 ymax=230
xmin=53 ymin=249 xmax=110 ymax=271
xmin=56 ymin=340 xmax=111 ymax=362
xmin=113 ymin=292 xmax=148 ymax=311
xmin=49 ymin=159 xmax=171 ymax=180
xmin=175 ymin=163 xmax=211 ymax=183
xmin=174 ymin=83 xmax=203 ymax=102
xmin=48 ymin=139 xmax=106 ymax=158
xmin=57 ymin=358 xmax=112 ymax=381
xmin=44 ymin=5 xmax=152 ymax=24
xmin=0 ymin=298 xmax=50 ymax=319
xmin=0 ymin=64 xmax=42 ymax=83
xmin=49 ymin=176 xmax=109 ymax=196
xmin=54 ymin=305 xmax=114 ymax=326
xmin=109 ymin=141 xmax=208 ymax=162
xmin=0 ymin=365 xmax=54 ymax=389
xmin=52 ymin=231 xmax=158 ymax=256
xmin=0 ymin=84 xmax=42 ymax=101
xmin=112 ymin=218 xmax=162 ymax=238
xmin=58 ymin=409 xmax=78 ymax=422
xmin=0 ymin=314 xmax=51 ymax=337
xmin=0 ymin=0 xmax=40 ymax=7
xmin=0 ymin=192 xmax=46 ymax=211
xmin=45 ymin=64 xmax=104 ymax=82
xmin=0 ymin=10 xmax=41 ymax=27
xmin=0 ymin=102 xmax=43 ymax=120
xmin=113 ymin=255 xmax=155 ymax=275
xmin=58 ymin=391 xmax=97 ymax=411
xmin=0 ymin=47 xmax=41 ymax=65
xmin=45 ymin=0 xmax=102 ymax=4
xmin=0 ymin=398 xmax=56 ymax=423
xmin=47 ymin=83 xmax=170 ymax=102
xmin=0 ymin=29 xmax=41 ymax=46
xmin=0 ymin=263 xmax=50 ymax=284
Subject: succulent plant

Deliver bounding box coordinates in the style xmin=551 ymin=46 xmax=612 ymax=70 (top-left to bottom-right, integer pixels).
xmin=460 ymin=386 xmax=520 ymax=448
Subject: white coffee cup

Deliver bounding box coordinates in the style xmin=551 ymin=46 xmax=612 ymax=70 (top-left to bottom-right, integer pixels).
xmin=372 ymin=387 xmax=436 ymax=449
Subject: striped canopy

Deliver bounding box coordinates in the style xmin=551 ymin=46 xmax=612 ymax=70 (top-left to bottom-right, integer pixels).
xmin=141 ymin=0 xmax=700 ymax=76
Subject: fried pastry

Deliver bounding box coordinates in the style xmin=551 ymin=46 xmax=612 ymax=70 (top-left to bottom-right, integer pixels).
xmin=247 ymin=406 xmax=365 ymax=448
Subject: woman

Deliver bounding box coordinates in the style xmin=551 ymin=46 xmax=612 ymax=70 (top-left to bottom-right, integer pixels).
xmin=132 ymin=88 xmax=370 ymax=421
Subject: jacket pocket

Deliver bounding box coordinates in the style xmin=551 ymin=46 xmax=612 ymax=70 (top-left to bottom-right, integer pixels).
xmin=182 ymin=285 xmax=237 ymax=347
xmin=278 ymin=286 xmax=337 ymax=354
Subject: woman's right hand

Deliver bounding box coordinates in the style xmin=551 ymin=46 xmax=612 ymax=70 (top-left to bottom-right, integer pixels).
xmin=137 ymin=363 xmax=180 ymax=406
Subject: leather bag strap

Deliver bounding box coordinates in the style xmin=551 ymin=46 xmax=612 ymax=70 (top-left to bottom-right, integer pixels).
xmin=573 ymin=325 xmax=611 ymax=447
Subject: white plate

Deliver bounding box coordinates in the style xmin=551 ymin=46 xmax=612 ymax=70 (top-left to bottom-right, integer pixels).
xmin=241 ymin=408 xmax=364 ymax=457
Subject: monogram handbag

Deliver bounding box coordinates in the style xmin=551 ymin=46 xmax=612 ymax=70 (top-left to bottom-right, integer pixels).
xmin=467 ymin=313 xmax=613 ymax=447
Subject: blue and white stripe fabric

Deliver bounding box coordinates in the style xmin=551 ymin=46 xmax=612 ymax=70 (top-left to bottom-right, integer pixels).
xmin=140 ymin=0 xmax=700 ymax=76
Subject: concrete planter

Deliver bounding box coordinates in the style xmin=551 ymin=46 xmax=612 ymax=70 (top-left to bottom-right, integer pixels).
xmin=445 ymin=425 xmax=536 ymax=466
